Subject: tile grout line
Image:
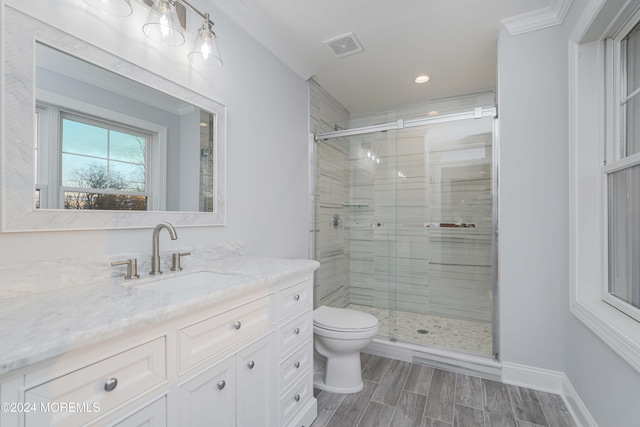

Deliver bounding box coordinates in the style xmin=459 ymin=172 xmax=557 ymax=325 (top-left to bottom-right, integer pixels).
xmin=354 ymin=389 xmax=375 ymax=427
xmin=421 ymin=364 xmax=435 ymax=421
xmin=317 ymin=390 xmax=343 ymax=427
xmin=396 ymin=363 xmax=425 ymax=426
xmin=506 ymin=383 xmax=521 ymax=427
xmin=534 ymin=389 xmax=553 ymax=427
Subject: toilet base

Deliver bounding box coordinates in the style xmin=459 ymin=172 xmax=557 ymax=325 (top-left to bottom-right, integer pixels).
xmin=313 ymin=371 xmax=364 ymax=394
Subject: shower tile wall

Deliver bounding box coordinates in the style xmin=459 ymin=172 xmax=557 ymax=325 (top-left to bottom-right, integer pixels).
xmin=199 ymin=110 xmax=214 ymax=212
xmin=349 ymin=119 xmax=493 ymax=323
xmin=310 ymin=80 xmax=351 ymax=308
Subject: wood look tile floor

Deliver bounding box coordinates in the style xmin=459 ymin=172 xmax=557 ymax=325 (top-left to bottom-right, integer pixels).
xmin=311 ymin=354 xmax=576 ymax=427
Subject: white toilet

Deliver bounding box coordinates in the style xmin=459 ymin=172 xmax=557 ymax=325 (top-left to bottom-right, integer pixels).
xmin=313 ymin=305 xmax=379 ymax=393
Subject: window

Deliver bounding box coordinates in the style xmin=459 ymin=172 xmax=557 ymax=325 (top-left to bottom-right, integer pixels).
xmin=60 ymin=113 xmax=149 ymax=211
xmin=35 ymin=106 xmax=155 ymax=211
xmin=603 ymin=17 xmax=640 ymax=322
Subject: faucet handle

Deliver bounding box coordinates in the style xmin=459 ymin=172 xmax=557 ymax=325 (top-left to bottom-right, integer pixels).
xmin=111 ymin=259 xmax=140 ymax=280
xmin=170 ymin=252 xmax=191 ymax=272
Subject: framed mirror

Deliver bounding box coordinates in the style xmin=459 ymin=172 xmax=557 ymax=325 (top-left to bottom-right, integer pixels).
xmin=2 ymin=6 xmax=226 ymax=232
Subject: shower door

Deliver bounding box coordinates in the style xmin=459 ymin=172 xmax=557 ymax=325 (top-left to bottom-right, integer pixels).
xmin=393 ymin=116 xmax=495 ymax=356
xmin=314 ymin=108 xmax=497 ymax=358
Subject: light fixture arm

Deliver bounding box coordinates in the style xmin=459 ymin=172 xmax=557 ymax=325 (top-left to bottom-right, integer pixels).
xmin=172 ymin=0 xmax=214 ymax=29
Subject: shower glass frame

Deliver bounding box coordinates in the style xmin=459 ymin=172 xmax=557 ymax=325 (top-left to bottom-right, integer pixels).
xmin=313 ymin=107 xmax=499 ymax=360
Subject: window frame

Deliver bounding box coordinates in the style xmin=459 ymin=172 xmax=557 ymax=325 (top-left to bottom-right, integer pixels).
xmin=35 ymin=89 xmax=168 ymax=211
xmin=601 ymin=14 xmax=640 ymax=323
xmin=59 ymin=111 xmax=151 ymax=209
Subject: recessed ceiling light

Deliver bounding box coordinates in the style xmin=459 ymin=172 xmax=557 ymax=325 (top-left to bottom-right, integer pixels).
xmin=414 ymin=75 xmax=430 ymax=84
xmin=427 ymin=111 xmax=439 ymax=116
xmin=200 ymin=122 xmax=208 ymax=127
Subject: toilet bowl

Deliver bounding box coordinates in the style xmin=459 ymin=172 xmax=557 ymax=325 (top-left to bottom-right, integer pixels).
xmin=313 ymin=305 xmax=379 ymax=393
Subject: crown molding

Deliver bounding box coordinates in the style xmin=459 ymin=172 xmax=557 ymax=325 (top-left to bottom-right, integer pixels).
xmin=501 ymin=0 xmax=574 ymax=35
xmin=208 ymin=0 xmax=314 ymax=81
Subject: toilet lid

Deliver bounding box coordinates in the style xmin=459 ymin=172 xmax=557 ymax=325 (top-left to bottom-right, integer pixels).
xmin=314 ymin=306 xmax=378 ymax=332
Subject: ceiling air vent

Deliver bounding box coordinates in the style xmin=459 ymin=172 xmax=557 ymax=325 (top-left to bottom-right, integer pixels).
xmin=324 ymin=32 xmax=364 ymax=58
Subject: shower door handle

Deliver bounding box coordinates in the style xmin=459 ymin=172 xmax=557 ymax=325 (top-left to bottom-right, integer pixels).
xmin=426 ymin=222 xmax=476 ymax=228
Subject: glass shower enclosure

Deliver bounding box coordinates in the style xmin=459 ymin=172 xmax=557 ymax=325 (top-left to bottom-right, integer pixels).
xmin=313 ymin=107 xmax=497 ymax=358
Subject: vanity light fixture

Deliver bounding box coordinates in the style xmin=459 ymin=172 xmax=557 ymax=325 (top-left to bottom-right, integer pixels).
xmin=414 ymin=75 xmax=430 ymax=84
xmin=188 ymin=13 xmax=223 ymax=69
xmin=84 ymin=0 xmax=133 ymax=17
xmin=84 ymin=0 xmax=222 ymax=68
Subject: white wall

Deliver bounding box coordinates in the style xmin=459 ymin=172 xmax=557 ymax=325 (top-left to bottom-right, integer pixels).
xmin=0 ymin=0 xmax=310 ymax=264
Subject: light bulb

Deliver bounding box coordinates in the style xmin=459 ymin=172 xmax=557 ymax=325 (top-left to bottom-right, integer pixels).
xmin=188 ymin=17 xmax=223 ymax=69
xmin=142 ymin=0 xmax=185 ymax=47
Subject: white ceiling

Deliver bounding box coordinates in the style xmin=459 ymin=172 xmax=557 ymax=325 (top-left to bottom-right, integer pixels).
xmin=211 ymin=0 xmax=560 ymax=114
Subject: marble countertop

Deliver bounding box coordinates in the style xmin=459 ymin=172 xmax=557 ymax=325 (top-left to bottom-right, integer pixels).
xmin=0 ymin=255 xmax=319 ymax=376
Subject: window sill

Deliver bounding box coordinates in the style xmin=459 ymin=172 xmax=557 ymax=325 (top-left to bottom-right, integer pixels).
xmin=570 ymin=296 xmax=640 ymax=373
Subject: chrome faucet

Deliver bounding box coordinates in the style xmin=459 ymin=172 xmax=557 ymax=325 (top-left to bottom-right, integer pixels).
xmin=150 ymin=222 xmax=177 ymax=275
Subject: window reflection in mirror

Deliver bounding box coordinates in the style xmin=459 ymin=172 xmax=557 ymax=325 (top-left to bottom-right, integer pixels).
xmin=34 ymin=43 xmax=216 ymax=213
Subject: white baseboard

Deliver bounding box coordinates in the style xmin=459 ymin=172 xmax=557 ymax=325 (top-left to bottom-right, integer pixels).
xmin=562 ymin=376 xmax=599 ymax=427
xmin=502 ymin=362 xmax=597 ymax=427
xmin=502 ymin=362 xmax=565 ymax=393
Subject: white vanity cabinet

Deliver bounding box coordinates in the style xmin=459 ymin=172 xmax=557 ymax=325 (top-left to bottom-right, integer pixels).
xmin=0 ymin=270 xmax=317 ymax=427
xmin=177 ymin=333 xmax=275 ymax=427
xmin=0 ymin=336 xmax=170 ymax=427
xmin=276 ymin=277 xmax=317 ymax=427
xmin=111 ymin=396 xmax=167 ymax=427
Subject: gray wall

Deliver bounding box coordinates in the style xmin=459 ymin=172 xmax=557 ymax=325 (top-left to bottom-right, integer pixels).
xmin=499 ymin=0 xmax=640 ymax=425
xmin=498 ymin=18 xmax=570 ymax=373
xmin=0 ymin=0 xmax=310 ymax=264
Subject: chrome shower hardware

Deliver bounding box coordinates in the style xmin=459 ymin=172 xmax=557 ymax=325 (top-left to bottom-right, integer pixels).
xmin=331 ymin=213 xmax=342 ymax=229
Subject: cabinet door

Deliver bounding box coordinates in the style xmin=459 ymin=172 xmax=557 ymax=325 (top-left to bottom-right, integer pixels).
xmin=236 ymin=334 xmax=275 ymax=427
xmin=178 ymin=356 xmax=236 ymax=427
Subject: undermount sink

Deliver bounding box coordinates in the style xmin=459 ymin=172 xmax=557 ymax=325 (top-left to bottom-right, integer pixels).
xmin=132 ymin=270 xmax=238 ymax=293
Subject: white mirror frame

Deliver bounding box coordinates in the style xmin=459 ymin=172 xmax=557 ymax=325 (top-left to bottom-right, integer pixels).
xmin=1 ymin=6 xmax=226 ymax=232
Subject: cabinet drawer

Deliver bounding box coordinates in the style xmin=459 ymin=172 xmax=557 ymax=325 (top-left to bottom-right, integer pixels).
xmin=25 ymin=337 xmax=166 ymax=427
xmin=111 ymin=395 xmax=166 ymax=427
xmin=279 ymin=341 xmax=312 ymax=395
xmin=179 ymin=296 xmax=272 ymax=373
xmin=278 ymin=312 xmax=312 ymax=358
xmin=278 ymin=279 xmax=312 ymax=320
xmin=279 ymin=371 xmax=313 ymax=427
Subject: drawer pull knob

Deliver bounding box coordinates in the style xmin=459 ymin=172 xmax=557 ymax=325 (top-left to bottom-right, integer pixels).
xmin=104 ymin=378 xmax=118 ymax=392
xmin=233 ymin=321 xmax=242 ymax=330
xmin=217 ymin=380 xmax=226 ymax=390
xmin=294 ymin=394 xmax=301 ymax=402
xmin=294 ymin=327 xmax=300 ymax=335
xmin=294 ymin=294 xmax=300 ymax=301
xmin=247 ymin=361 xmax=255 ymax=369
xmin=294 ymin=361 xmax=300 ymax=369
